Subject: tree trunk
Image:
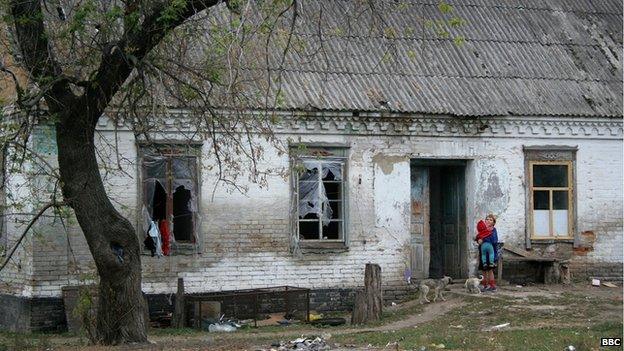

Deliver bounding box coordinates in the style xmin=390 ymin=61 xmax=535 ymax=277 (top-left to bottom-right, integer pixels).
xmin=351 ymin=263 xmax=382 ymax=324
xmin=56 ymin=118 xmax=147 ymax=344
xmin=173 ymin=278 xmax=185 ymax=328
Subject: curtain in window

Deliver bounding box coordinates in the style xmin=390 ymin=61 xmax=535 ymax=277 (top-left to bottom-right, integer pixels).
xmin=298 ymin=160 xmax=342 ymax=226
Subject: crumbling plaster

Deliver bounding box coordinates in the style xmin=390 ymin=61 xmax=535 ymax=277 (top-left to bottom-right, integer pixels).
xmin=1 ymin=119 xmax=622 ymax=298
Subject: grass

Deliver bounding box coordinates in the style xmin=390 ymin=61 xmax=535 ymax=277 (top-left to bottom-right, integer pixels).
xmin=334 ymin=321 xmax=623 ymax=350
xmin=332 ymin=289 xmax=623 ymax=351
xmin=0 ymin=332 xmax=52 ymax=351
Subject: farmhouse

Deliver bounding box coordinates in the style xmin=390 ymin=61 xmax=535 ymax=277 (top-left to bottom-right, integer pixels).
xmin=0 ymin=0 xmax=622 ymax=332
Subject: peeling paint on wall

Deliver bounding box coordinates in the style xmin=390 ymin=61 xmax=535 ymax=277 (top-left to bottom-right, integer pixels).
xmin=372 ymin=154 xmax=408 ymax=175
xmin=475 ymin=159 xmax=510 ymax=219
xmin=373 ymin=155 xmax=410 ymax=241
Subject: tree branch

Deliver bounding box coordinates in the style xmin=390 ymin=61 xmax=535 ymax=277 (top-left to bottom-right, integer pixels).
xmin=0 ymin=201 xmax=63 ymax=272
xmin=10 ymin=0 xmax=76 ymax=112
xmin=83 ymin=0 xmax=221 ymax=127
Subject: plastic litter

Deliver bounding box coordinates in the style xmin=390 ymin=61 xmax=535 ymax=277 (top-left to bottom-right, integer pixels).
xmin=208 ymin=323 xmax=237 ymax=332
xmin=264 ymin=336 xmax=330 ymax=351
xmin=309 ymin=313 xmax=323 ymax=321
xmin=486 ymin=322 xmax=510 ymax=331
xmin=591 ymin=278 xmax=600 ymax=286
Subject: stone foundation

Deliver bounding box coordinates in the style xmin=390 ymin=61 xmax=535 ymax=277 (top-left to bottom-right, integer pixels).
xmin=0 ymin=285 xmax=415 ymax=332
xmin=0 ymin=294 xmax=66 ymax=333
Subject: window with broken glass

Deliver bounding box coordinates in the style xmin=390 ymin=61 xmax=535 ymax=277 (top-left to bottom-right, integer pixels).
xmin=295 ymin=150 xmax=347 ymax=242
xmin=141 ymin=145 xmax=200 ymax=255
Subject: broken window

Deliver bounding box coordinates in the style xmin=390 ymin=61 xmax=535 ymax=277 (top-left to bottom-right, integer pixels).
xmin=524 ymin=146 xmax=577 ymax=247
xmin=141 ymin=146 xmax=199 ymax=255
xmin=294 ymin=147 xmax=347 ymax=243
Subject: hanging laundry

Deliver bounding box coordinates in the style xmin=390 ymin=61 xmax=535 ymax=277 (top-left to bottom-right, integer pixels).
xmin=160 ymin=219 xmax=171 ymax=256
xmin=144 ymin=235 xmax=156 ymax=257
xmin=148 ymin=220 xmax=163 ymax=257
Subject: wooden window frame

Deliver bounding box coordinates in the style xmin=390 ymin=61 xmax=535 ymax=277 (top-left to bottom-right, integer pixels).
xmin=529 ymin=160 xmax=574 ymax=240
xmin=139 ymin=144 xmax=201 ymax=253
xmin=296 ymin=157 xmax=346 ymax=242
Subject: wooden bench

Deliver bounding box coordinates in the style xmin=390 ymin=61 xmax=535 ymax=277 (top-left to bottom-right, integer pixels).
xmin=497 ymin=246 xmax=564 ymax=284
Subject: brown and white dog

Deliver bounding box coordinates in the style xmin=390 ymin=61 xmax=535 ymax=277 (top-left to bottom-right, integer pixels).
xmin=417 ymin=276 xmax=453 ymax=304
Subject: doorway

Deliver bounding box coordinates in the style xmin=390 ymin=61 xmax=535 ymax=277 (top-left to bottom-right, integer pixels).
xmin=410 ymin=160 xmax=467 ymax=279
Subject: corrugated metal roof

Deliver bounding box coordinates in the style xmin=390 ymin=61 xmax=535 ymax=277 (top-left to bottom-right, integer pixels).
xmin=179 ymin=0 xmax=623 ymax=117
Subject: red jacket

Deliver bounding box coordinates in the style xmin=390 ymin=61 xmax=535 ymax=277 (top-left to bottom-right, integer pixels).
xmin=476 ymin=220 xmax=492 ymax=241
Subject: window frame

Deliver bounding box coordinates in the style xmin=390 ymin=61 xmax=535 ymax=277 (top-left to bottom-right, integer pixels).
xmin=523 ymin=145 xmax=578 ymax=248
xmin=528 ymin=160 xmax=574 ymax=240
xmin=296 ymin=157 xmax=346 ymax=242
xmin=138 ymin=143 xmax=202 ymax=254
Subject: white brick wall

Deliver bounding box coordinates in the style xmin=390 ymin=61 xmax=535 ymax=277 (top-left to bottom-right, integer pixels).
xmin=3 ymin=119 xmax=622 ymax=298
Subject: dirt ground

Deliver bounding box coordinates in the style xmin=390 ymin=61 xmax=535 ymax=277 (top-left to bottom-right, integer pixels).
xmin=1 ymin=282 xmax=622 ymax=351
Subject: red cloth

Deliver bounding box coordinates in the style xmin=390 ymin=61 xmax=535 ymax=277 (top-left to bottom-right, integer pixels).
xmin=476 ymin=220 xmax=492 ymax=241
xmin=159 ymin=220 xmax=171 ymax=256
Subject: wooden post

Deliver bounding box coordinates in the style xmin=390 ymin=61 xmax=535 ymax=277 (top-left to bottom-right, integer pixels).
xmin=497 ymin=256 xmax=503 ymax=282
xmin=351 ymin=263 xmax=382 ymax=324
xmin=172 ymin=278 xmax=185 ymax=328
xmin=350 ymin=291 xmax=366 ymax=325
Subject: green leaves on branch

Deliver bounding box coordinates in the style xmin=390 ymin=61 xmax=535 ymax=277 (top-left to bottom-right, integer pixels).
xmin=157 ymin=0 xmax=188 ymax=26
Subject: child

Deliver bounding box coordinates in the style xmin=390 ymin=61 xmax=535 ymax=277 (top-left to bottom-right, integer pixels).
xmin=476 ymin=214 xmax=498 ymax=292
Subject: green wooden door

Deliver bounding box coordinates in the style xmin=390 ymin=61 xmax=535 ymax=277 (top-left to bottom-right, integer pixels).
xmin=441 ymin=166 xmax=465 ymax=279
xmin=429 ymin=165 xmax=466 ymax=279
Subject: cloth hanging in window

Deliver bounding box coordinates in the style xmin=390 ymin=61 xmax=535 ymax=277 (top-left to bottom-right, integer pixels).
xmin=160 ymin=220 xmax=171 ymax=256
xmin=147 ymin=220 xmax=163 ymax=257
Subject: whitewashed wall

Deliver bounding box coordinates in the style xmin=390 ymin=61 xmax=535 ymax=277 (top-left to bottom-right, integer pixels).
xmin=2 ymin=115 xmax=622 ymax=298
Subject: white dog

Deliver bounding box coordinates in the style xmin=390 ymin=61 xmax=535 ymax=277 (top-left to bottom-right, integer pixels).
xmin=464 ymin=275 xmax=484 ymax=294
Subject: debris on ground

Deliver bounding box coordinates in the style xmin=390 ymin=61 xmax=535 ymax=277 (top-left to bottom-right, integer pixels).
xmin=261 ymin=336 xmax=330 ymax=351
xmin=204 ymin=314 xmax=241 ymax=332
xmin=602 ymin=282 xmax=618 ymax=288
xmin=484 ymin=322 xmax=510 ymax=331
xmin=309 ymin=317 xmax=346 ymax=326
xmin=207 ymin=322 xmax=238 ymax=332
xmin=591 ymin=279 xmax=601 ymax=286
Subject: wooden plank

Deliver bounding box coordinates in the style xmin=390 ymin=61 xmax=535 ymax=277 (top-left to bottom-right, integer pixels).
xmin=503 ymin=246 xmax=533 ymax=258
xmin=504 ymin=256 xmax=557 ymax=262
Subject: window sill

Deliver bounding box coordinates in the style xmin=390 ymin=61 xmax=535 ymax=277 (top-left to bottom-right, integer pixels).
xmin=299 ymin=241 xmax=348 ymax=253
xmin=173 ymin=243 xmax=200 ymax=255
xmin=530 ymin=237 xmax=574 ymax=244
xmin=141 ymin=243 xmax=199 ymax=256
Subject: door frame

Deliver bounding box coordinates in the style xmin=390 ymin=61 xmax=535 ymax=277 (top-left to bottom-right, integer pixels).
xmin=410 ymin=159 xmax=469 ymax=279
